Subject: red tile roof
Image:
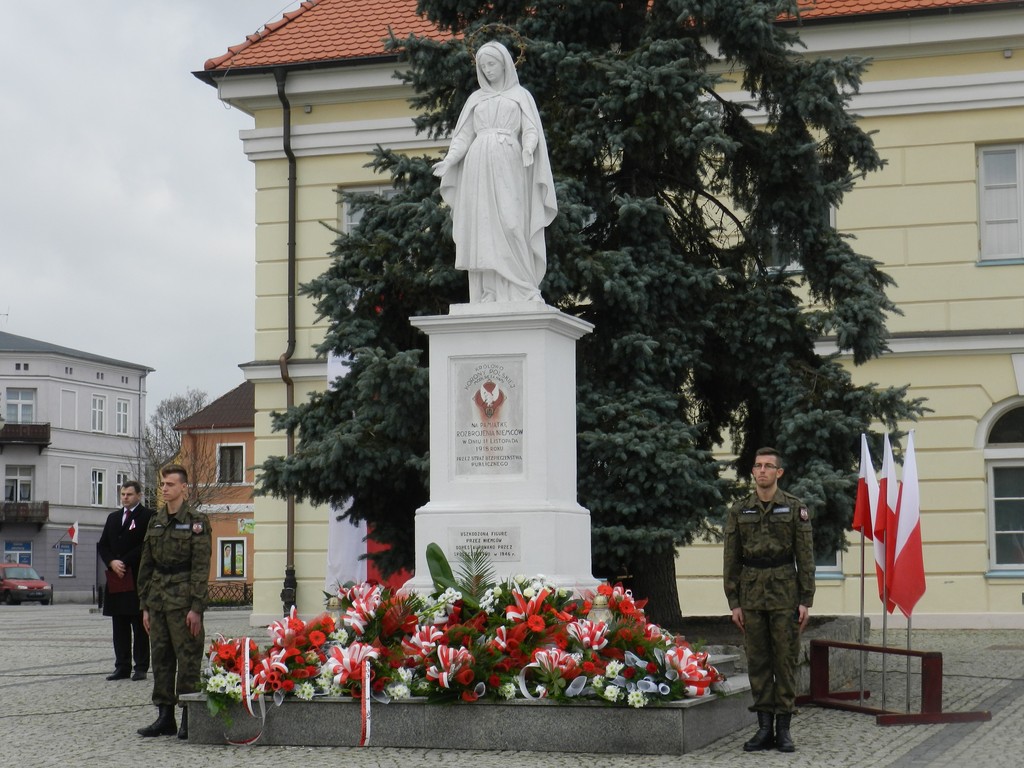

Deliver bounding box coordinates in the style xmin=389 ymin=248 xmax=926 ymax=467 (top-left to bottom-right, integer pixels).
xmin=792 ymin=0 xmax=1017 ymax=19
xmin=202 ymin=0 xmax=1016 ymax=73
xmin=175 ymin=381 xmax=255 ymax=431
xmin=202 ymin=0 xmax=441 ymax=72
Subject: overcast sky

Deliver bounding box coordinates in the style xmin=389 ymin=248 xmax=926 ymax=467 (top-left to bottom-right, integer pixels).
xmin=0 ymin=1 xmax=300 ymax=415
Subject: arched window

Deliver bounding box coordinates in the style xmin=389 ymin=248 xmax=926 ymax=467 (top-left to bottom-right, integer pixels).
xmin=986 ymin=404 xmax=1024 ymax=571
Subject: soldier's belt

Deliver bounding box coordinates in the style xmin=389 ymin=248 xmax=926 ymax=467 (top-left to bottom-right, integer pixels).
xmin=741 ymin=555 xmax=793 ymax=569
xmin=154 ymin=562 xmax=191 ymax=575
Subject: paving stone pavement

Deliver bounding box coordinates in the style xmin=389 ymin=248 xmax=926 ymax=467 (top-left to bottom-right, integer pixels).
xmin=2 ymin=604 xmax=1021 ymax=768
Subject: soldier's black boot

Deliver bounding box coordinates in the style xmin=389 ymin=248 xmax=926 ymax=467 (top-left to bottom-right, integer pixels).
xmin=137 ymin=704 xmax=177 ymax=737
xmin=743 ymin=711 xmax=775 ymax=751
xmin=177 ymin=707 xmax=189 ymax=740
xmin=775 ymin=713 xmax=796 ymax=752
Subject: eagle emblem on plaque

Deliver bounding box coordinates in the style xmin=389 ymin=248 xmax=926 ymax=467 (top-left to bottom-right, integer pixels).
xmin=473 ymin=380 xmax=506 ymax=421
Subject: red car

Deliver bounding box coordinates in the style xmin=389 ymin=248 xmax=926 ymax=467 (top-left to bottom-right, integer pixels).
xmin=0 ymin=563 xmax=53 ymax=605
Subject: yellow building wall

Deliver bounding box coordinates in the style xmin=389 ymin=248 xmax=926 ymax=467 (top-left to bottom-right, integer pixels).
xmin=240 ymin=33 xmax=1024 ymax=626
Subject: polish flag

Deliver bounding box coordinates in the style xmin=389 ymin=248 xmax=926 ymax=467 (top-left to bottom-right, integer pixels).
xmin=889 ymin=432 xmax=926 ymax=617
xmin=876 ymin=436 xmax=898 ymax=612
xmin=67 ymin=522 xmax=79 ymax=545
xmin=852 ymin=434 xmax=877 ymax=540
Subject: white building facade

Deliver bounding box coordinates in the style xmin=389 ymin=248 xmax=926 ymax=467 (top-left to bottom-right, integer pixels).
xmin=0 ymin=332 xmax=150 ymax=602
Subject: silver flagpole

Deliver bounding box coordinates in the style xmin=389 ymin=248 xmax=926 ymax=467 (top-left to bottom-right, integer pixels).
xmin=881 ymin=583 xmax=888 ymax=711
xmin=858 ymin=533 xmax=867 ymax=705
xmin=906 ymin=614 xmax=913 ymax=712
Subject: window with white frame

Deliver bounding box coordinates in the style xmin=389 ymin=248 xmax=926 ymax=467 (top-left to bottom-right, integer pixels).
xmin=91 ymin=469 xmax=106 ymax=506
xmin=5 ymin=388 xmax=35 ymax=423
xmin=3 ymin=541 xmax=32 ymax=565
xmin=116 ymin=471 xmax=131 ymax=493
xmin=814 ymin=547 xmax=843 ymax=576
xmin=58 ymin=542 xmax=74 ymax=577
xmin=764 ymin=206 xmax=837 ymax=273
xmin=217 ymin=445 xmax=245 ymax=485
xmin=115 ymin=399 xmax=130 ymax=435
xmin=4 ymin=466 xmax=34 ymax=502
xmin=219 ymin=539 xmax=246 ymax=578
xmin=978 ymin=144 xmax=1023 ymax=262
xmin=986 ymin=404 xmax=1024 ymax=569
xmin=91 ymin=395 xmax=106 ymax=432
xmin=338 ymin=185 xmax=398 ymax=233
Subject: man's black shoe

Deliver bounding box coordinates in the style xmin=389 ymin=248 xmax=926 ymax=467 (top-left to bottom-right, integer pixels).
xmin=743 ymin=711 xmax=775 ymax=752
xmin=131 ymin=670 xmax=147 ymax=681
xmin=177 ymin=708 xmax=189 ymax=740
xmin=106 ymin=671 xmax=130 ymax=681
xmin=138 ymin=705 xmax=177 ymax=737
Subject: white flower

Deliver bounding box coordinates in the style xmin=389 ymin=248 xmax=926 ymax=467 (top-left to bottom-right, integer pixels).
xmin=386 ymin=682 xmax=411 ymax=700
xmin=396 ymin=667 xmax=414 ymax=684
xmin=627 ymin=690 xmax=647 ymax=708
xmin=498 ymin=682 xmax=517 ymax=700
xmin=523 ymin=587 xmax=536 ymax=599
xmin=479 ymin=588 xmax=497 ymax=613
xmin=605 ymin=660 xmax=624 ymax=678
xmin=591 ymin=676 xmax=605 ymax=692
xmin=295 ymin=682 xmax=316 ymax=701
xmin=602 ymin=684 xmax=623 ymax=702
xmin=330 ymin=628 xmax=350 ymax=645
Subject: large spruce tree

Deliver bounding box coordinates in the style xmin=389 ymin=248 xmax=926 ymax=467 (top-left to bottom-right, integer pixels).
xmin=259 ymin=0 xmax=924 ymax=626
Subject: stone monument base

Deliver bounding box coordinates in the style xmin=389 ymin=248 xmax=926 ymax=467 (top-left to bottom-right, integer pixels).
xmin=183 ymin=661 xmax=753 ymax=753
xmin=407 ymin=303 xmax=598 ymax=592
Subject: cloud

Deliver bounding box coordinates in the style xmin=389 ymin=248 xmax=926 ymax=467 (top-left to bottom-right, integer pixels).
xmin=0 ymin=1 xmax=296 ymax=411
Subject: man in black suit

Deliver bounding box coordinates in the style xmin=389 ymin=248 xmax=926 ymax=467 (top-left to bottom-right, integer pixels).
xmin=97 ymin=480 xmax=154 ymax=681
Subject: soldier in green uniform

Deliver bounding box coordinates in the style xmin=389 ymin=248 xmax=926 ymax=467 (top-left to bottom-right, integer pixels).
xmin=135 ymin=464 xmax=211 ymax=740
xmin=723 ymin=447 xmax=815 ymax=753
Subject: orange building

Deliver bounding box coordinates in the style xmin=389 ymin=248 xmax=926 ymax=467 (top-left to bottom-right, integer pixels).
xmin=174 ymin=382 xmax=255 ymax=601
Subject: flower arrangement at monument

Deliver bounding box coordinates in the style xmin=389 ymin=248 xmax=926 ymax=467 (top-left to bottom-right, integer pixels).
xmin=202 ymin=545 xmax=723 ymax=719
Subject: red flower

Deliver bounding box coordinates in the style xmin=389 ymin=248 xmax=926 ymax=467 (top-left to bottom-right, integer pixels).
xmin=282 ymin=679 xmax=295 ymax=692
xmin=488 ymin=674 xmax=501 ymax=688
xmin=623 ymin=667 xmax=636 ymax=679
xmin=582 ymin=661 xmax=597 ymax=675
xmin=526 ymin=615 xmax=546 ymax=633
xmin=461 ymin=689 xmax=479 ymax=702
xmin=308 ymin=630 xmax=327 ymax=648
xmin=646 ymin=662 xmax=659 ymax=674
xmin=454 ymin=667 xmax=475 ymax=686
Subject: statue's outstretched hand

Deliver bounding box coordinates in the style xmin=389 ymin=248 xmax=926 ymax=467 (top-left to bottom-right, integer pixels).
xmin=522 ymin=148 xmax=534 ymax=168
xmin=432 ymin=160 xmax=449 ymax=177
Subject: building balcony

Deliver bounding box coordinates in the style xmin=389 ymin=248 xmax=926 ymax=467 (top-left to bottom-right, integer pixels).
xmin=0 ymin=422 xmax=51 ymax=453
xmin=0 ymin=500 xmax=50 ymax=525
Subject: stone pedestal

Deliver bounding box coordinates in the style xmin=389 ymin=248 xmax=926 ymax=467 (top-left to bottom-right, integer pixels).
xmin=406 ymin=301 xmax=597 ymax=591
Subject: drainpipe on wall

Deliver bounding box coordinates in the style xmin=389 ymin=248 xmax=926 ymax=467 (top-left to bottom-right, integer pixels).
xmin=275 ymin=67 xmax=298 ymax=616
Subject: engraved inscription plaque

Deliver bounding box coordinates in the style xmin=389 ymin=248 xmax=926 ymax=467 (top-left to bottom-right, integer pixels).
xmin=449 ymin=526 xmax=522 ymax=562
xmin=452 ymin=357 xmax=524 ymax=477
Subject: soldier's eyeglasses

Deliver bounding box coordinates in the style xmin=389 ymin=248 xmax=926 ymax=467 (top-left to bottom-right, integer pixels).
xmin=752 ymin=463 xmax=779 ymax=471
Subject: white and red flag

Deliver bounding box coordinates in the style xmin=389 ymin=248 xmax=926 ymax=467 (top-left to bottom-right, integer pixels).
xmin=877 ymin=435 xmax=898 ymax=612
xmin=889 ymin=432 xmax=926 ymax=617
xmin=67 ymin=522 xmax=79 ymax=545
xmin=852 ymin=434 xmax=878 ymax=540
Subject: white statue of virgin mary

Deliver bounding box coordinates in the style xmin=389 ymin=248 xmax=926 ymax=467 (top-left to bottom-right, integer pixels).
xmin=433 ymin=41 xmax=557 ymax=303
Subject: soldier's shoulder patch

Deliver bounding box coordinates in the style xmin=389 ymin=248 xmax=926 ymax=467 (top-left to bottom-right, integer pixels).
xmin=799 ymin=507 xmax=809 ymax=521
xmin=192 ymin=521 xmax=205 ymax=534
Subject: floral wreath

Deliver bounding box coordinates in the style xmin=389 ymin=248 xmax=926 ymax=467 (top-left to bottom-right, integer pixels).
xmin=465 ymin=23 xmax=527 ymax=67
